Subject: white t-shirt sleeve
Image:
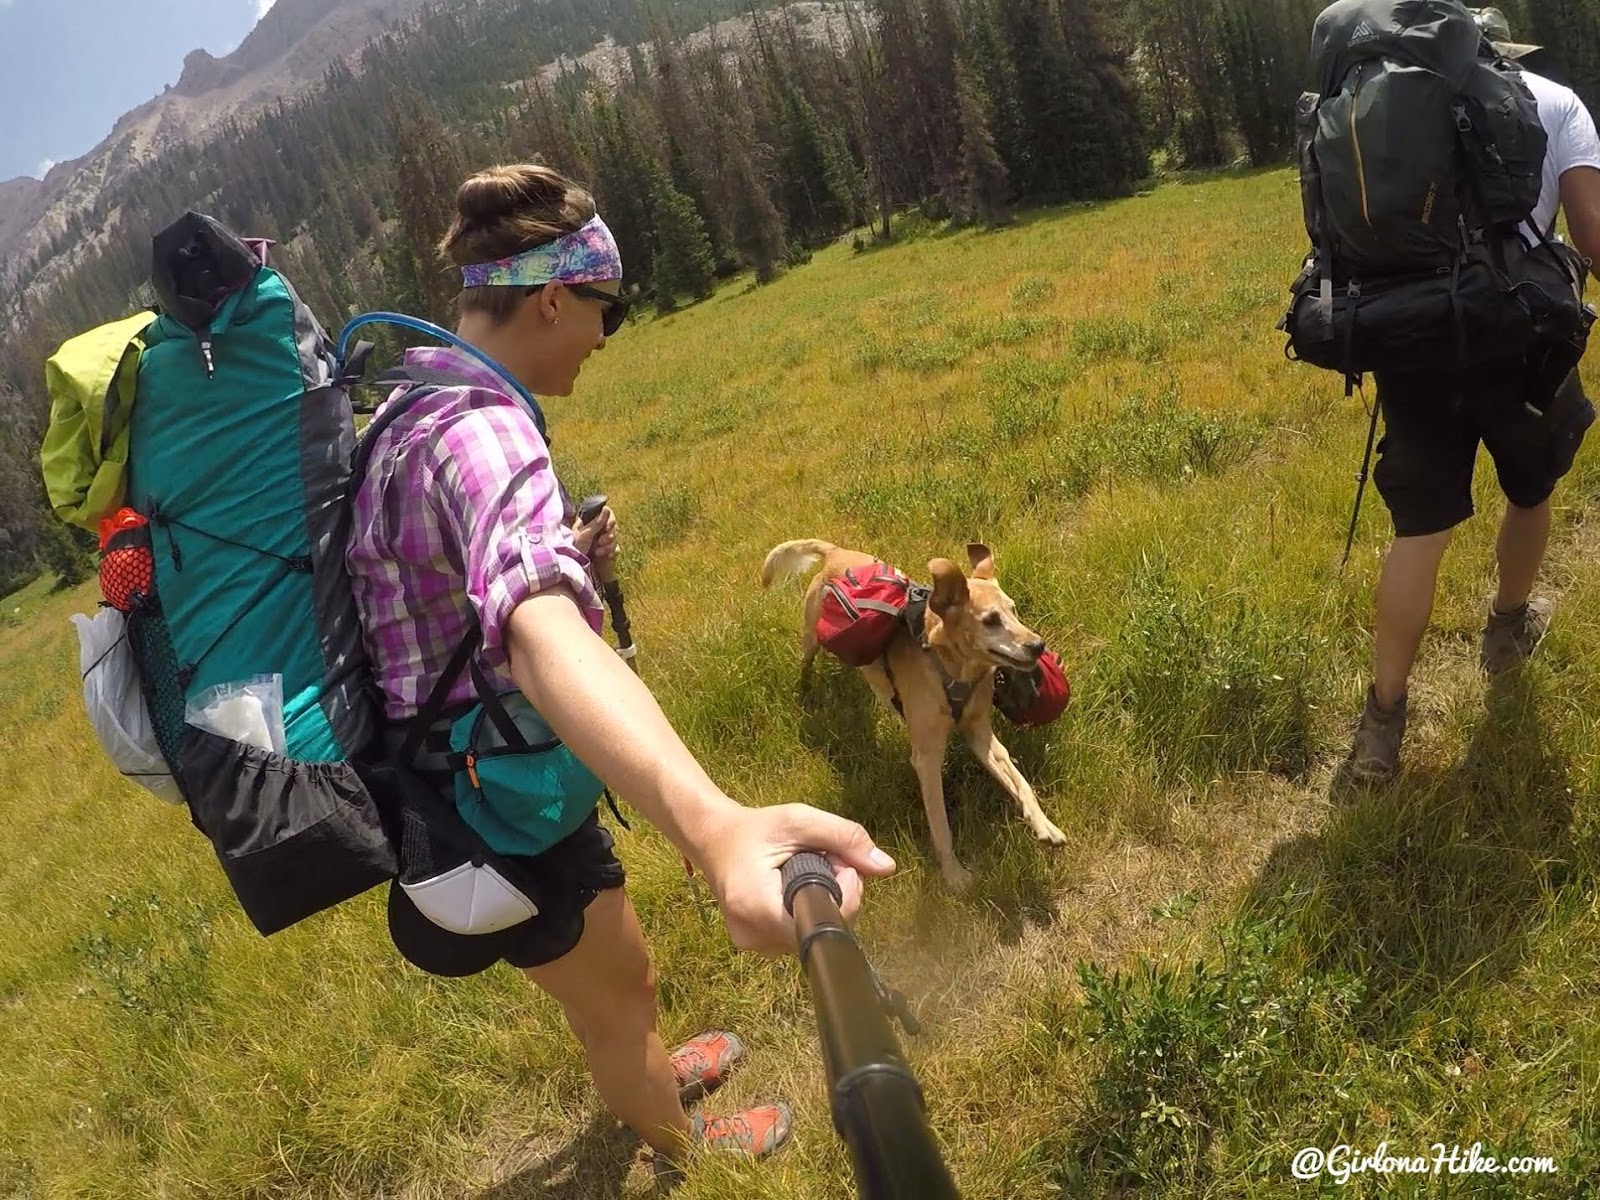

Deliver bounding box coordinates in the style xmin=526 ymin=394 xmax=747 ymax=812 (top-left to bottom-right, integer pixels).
xmin=1525 ymin=74 xmax=1600 ymax=237
xmin=1552 ymin=88 xmax=1600 ymax=178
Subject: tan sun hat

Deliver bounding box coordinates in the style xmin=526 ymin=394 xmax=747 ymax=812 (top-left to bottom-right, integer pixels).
xmin=1470 ymin=7 xmax=1542 ymax=60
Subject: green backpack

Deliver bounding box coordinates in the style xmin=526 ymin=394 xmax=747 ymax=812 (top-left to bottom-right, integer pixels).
xmin=1303 ymin=0 xmax=1545 ymax=275
xmin=1281 ymin=0 xmax=1590 ymax=383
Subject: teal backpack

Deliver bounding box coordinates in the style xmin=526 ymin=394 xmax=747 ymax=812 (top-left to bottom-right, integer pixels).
xmin=62 ymin=211 xmax=603 ymax=936
xmin=111 ymin=212 xmax=394 ymax=934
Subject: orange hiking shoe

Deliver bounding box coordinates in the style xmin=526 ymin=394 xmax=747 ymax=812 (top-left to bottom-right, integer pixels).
xmin=653 ymin=1102 xmax=794 ymax=1187
xmin=692 ymin=1104 xmax=793 ymax=1156
xmin=668 ymin=1030 xmax=745 ymax=1103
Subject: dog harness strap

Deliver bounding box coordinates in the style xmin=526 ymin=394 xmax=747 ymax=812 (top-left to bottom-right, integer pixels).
xmin=887 ymin=586 xmax=974 ymax=722
xmin=882 ymin=651 xmax=905 ymax=717
xmin=944 ymin=679 xmax=972 ymax=722
xmin=854 ymin=599 xmax=906 ymax=617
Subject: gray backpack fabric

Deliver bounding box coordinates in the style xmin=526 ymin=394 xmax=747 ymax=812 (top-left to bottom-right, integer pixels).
xmin=1304 ymin=0 xmax=1545 ymax=273
xmin=1280 ymin=0 xmax=1591 ymax=384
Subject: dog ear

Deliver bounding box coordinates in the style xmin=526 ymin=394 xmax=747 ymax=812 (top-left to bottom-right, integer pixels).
xmin=967 ymin=543 xmax=995 ymax=579
xmin=928 ymin=558 xmax=970 ymax=613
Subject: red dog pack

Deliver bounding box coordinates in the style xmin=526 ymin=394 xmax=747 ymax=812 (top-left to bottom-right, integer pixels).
xmin=993 ymin=651 xmax=1070 ymax=727
xmin=817 ymin=563 xmax=914 ymax=666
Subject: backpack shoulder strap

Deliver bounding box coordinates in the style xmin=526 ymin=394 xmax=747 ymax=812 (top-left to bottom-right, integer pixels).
xmin=394 ymin=623 xmax=531 ymax=764
xmin=349 ymin=384 xmax=441 ymax=496
xmin=398 ymin=624 xmax=482 ymax=764
xmin=355 ymin=365 xmax=551 ymax=445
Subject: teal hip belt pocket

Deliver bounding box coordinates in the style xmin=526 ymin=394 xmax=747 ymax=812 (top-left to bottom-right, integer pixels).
xmin=449 ymin=689 xmax=606 ymax=858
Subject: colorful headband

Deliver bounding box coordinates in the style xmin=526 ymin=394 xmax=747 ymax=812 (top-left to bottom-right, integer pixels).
xmin=460 ymin=214 xmax=622 ymax=288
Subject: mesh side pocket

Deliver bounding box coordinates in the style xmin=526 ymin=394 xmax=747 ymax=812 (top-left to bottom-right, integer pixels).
xmin=99 ymin=542 xmax=154 ymax=613
xmin=126 ymin=598 xmax=187 ymax=774
xmin=400 ymin=800 xmax=443 ymax=878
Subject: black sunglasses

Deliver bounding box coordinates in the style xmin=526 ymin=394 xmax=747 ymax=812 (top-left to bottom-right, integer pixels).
xmin=527 ymin=282 xmax=629 ymax=336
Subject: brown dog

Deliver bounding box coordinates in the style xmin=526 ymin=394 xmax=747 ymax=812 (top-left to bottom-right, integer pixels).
xmin=761 ymin=538 xmax=1067 ymax=890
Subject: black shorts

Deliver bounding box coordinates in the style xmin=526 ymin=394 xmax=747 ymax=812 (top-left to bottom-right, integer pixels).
xmin=1372 ymin=360 xmax=1595 ymax=538
xmin=386 ymin=808 xmax=626 ymax=978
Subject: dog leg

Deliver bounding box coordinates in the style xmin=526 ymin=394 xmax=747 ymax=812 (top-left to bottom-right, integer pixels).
xmin=910 ymin=741 xmax=971 ymax=891
xmin=799 ymin=578 xmax=824 ymax=680
xmin=859 ymin=664 xmax=899 ymax=712
xmin=799 ymin=627 xmax=820 ymax=680
xmin=965 ymin=723 xmax=1067 ymax=846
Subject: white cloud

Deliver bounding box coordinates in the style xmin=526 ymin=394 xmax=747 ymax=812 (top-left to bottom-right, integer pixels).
xmin=256 ymin=0 xmax=276 ymax=17
xmin=36 ymin=158 xmax=55 ymax=178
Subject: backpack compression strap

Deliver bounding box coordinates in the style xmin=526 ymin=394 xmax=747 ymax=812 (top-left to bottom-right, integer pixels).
xmin=151 ymin=378 xmax=455 ymax=688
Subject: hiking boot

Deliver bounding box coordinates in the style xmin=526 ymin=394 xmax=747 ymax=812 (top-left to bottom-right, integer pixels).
xmin=669 ymin=1030 xmax=744 ymax=1104
xmin=1481 ymin=597 xmax=1553 ymax=675
xmin=652 ymin=1103 xmax=794 ymax=1188
xmin=1347 ymin=685 xmax=1407 ymax=783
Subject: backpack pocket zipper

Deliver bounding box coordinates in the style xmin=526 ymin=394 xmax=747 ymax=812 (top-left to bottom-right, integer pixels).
xmin=825 ymin=581 xmax=861 ymax=621
xmin=1350 ymin=64 xmax=1372 ymax=227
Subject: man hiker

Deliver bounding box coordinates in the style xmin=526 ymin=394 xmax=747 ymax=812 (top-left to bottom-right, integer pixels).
xmin=1350 ymin=7 xmax=1600 ymax=780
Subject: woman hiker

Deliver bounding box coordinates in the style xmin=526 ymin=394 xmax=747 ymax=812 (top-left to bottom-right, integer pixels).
xmin=345 ymin=161 xmax=897 ymax=1177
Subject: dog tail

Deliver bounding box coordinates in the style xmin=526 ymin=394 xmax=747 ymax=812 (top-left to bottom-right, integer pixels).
xmin=761 ymin=539 xmax=836 ymax=588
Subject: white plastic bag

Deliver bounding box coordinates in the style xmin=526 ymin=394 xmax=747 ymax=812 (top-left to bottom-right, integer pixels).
xmin=184 ymin=674 xmax=286 ymax=755
xmin=71 ymin=607 xmax=183 ymax=804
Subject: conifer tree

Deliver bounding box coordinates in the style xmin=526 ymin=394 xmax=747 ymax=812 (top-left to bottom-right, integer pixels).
xmin=386 ymin=87 xmax=465 ymax=325
xmin=1525 ymin=0 xmax=1600 ymax=107
xmin=956 ymin=59 xmax=1012 ymax=228
xmin=725 ymin=137 xmax=789 ymax=282
xmin=774 ymin=84 xmax=852 ymax=245
xmin=648 ymin=167 xmax=716 ymax=311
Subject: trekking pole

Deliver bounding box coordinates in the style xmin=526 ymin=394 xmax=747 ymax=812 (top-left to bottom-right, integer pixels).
xmin=1340 ymin=395 xmax=1382 ymax=575
xmin=781 ymin=852 xmax=961 ymax=1200
xmin=577 ymin=494 xmax=638 ymax=672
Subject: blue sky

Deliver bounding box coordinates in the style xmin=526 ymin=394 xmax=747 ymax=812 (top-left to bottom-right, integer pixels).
xmin=0 ymin=0 xmax=268 ymax=182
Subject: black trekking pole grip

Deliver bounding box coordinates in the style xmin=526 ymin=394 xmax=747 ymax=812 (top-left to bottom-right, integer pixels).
xmin=576 ymin=494 xmax=616 ymax=586
xmin=782 ymin=851 xmax=843 ymax=911
xmin=576 ymin=493 xmax=638 ymax=670
xmin=781 ymin=852 xmax=961 ymax=1200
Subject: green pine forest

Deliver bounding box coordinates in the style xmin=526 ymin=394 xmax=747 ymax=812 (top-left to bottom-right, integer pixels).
xmin=0 ymin=0 xmax=1597 ymax=588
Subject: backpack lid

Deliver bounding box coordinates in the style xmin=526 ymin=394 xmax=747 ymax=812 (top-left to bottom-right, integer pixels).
xmin=1312 ymin=0 xmax=1485 ymax=95
xmin=151 ymin=212 xmax=262 ymax=332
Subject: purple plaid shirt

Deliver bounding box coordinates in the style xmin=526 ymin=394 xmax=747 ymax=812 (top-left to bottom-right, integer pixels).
xmin=347 ymin=346 xmax=603 ymax=719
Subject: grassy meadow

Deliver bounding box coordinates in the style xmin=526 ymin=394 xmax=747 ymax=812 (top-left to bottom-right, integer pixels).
xmin=4 ymin=168 xmax=1600 ymax=1198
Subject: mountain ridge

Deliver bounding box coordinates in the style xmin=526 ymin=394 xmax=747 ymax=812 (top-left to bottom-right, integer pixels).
xmin=0 ymin=0 xmax=432 ymax=287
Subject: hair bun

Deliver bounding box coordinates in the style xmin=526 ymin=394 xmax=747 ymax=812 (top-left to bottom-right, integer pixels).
xmin=439 ymin=161 xmax=599 ymax=270
xmin=455 ymin=164 xmax=573 ymax=227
